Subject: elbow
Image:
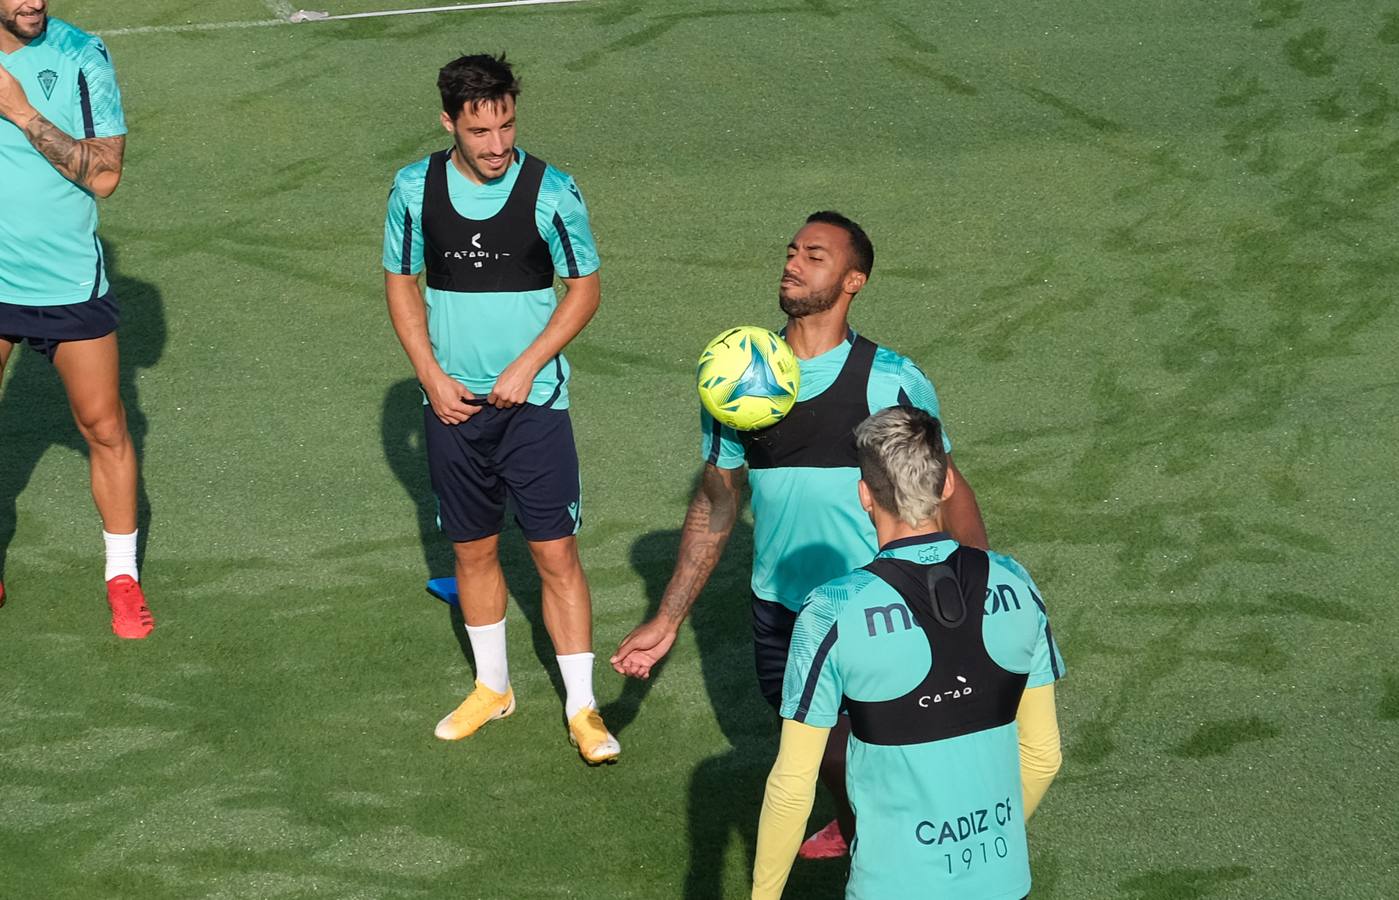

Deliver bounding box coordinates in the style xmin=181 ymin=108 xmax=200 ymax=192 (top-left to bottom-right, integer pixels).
xmin=1026 ymin=742 xmax=1062 ymax=783
xmin=90 ymin=172 xmax=121 ymax=199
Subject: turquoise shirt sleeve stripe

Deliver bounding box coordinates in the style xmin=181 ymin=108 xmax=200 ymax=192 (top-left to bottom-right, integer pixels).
xmin=76 ymin=72 xmax=95 ymax=138
xmin=78 ymin=37 xmax=125 ymax=138
xmin=551 ymin=212 xmax=579 ymax=278
xmin=1028 ymin=588 xmax=1063 ymax=680
xmin=399 ymin=208 xmax=414 ymax=275
xmin=538 ymin=166 xmax=600 ymax=277
xmin=792 ymin=624 xmax=839 ymax=724
xmin=383 ymin=161 xmax=427 ymax=275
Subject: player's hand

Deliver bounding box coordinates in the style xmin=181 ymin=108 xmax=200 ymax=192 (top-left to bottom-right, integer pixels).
xmin=0 ymin=63 xmax=37 ymax=126
xmin=486 ymin=358 xmax=536 ymax=409
xmin=610 ymin=618 xmax=678 ymax=680
xmin=423 ymin=370 xmax=481 ymax=426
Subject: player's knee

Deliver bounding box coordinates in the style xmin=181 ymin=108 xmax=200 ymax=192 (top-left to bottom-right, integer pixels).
xmin=530 ymin=539 xmax=583 ymax=584
xmin=452 ymin=538 xmax=500 ymax=568
xmin=77 ymin=410 xmax=130 ymax=452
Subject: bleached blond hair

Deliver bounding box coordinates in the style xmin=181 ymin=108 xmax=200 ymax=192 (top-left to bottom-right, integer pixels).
xmin=854 ymin=406 xmax=948 ymax=527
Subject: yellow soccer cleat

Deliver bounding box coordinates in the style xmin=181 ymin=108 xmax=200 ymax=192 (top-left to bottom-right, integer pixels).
xmin=434 ymin=682 xmax=515 ymax=741
xmin=567 ymin=705 xmax=621 ymax=765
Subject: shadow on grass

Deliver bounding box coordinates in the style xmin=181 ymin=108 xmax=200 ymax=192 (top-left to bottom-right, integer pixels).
xmin=0 ymin=243 xmax=163 ymax=592
xmin=617 ymin=521 xmax=845 ymax=900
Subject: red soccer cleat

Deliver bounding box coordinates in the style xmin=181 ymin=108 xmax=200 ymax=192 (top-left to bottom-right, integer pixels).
xmin=0 ymin=580 xmax=6 ymax=608
xmin=798 ymin=819 xmax=849 ymax=860
xmin=106 ymin=575 xmax=153 ymax=639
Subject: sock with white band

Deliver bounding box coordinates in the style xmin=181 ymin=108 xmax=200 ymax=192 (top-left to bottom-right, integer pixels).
xmin=557 ymin=651 xmax=596 ymax=720
xmin=465 ymin=618 xmax=510 ymax=694
xmin=103 ymin=530 xmax=139 ymax=583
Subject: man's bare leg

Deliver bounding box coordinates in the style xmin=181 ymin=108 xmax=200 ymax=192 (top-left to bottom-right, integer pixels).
xmin=51 ymin=332 xmax=150 ymax=637
xmin=435 ymin=535 xmax=515 ymax=739
xmin=52 ymin=333 xmax=136 ymax=535
xmin=529 ymin=534 xmax=618 ymax=763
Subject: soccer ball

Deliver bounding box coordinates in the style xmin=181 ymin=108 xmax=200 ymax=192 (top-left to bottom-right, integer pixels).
xmin=696 ymin=326 xmax=801 ymax=431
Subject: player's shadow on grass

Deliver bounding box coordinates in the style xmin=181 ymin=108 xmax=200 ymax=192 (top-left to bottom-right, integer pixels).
xmin=0 ymin=243 xmax=163 ymax=593
xmin=379 ymin=380 xmax=566 ymax=701
xmin=618 ymin=524 xmax=845 ymax=900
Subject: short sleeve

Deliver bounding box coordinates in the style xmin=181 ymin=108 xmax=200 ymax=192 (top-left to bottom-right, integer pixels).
xmin=543 ymin=175 xmax=600 ymax=279
xmin=700 ymin=407 xmax=746 ymax=469
xmin=995 ymin=556 xmax=1066 ymax=689
xmin=383 ymin=168 xmax=425 ymax=275
xmin=897 ymin=358 xmax=952 ymax=453
xmin=1026 ymin=581 xmax=1066 ymax=688
xmin=779 ymin=591 xmax=844 ymax=727
xmin=78 ymin=38 xmax=125 ymax=138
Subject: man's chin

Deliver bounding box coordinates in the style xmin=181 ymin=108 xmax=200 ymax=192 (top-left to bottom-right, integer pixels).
xmin=4 ymin=14 xmax=46 ymax=39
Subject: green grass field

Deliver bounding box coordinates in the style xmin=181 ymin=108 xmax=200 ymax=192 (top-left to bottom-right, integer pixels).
xmin=3 ymin=0 xmax=1398 ymax=896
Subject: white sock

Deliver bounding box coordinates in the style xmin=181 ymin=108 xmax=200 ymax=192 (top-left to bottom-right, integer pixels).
xmin=557 ymin=652 xmax=596 ymax=720
xmin=103 ymin=530 xmax=139 ymax=582
xmin=465 ymin=618 xmax=509 ymax=694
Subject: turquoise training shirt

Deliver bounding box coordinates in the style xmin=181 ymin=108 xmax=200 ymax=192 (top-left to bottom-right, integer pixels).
xmin=782 ymin=534 xmax=1065 ymax=900
xmin=382 ymin=148 xmax=599 ymax=409
xmin=700 ymin=333 xmax=952 ymax=610
xmin=0 ymin=18 xmax=126 ymax=306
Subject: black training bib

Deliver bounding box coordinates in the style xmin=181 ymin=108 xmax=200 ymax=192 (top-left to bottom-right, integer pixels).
xmin=422 ymin=149 xmax=555 ymax=293
xmin=739 ymin=335 xmax=877 ymax=469
xmin=845 ymin=547 xmax=1028 ymax=747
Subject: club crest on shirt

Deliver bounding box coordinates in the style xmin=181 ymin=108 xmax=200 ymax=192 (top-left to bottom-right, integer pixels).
xmin=37 ymin=69 xmax=59 ymax=101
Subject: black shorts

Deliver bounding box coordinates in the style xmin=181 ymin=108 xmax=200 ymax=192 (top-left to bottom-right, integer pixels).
xmin=0 ymin=292 xmax=119 ymax=361
xmin=753 ymin=593 xmax=799 ymax=712
xmin=424 ymin=402 xmax=582 ymax=544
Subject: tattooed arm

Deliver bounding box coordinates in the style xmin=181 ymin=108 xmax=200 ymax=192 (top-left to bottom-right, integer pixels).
xmin=0 ymin=63 xmax=125 ymax=197
xmin=610 ymin=463 xmax=747 ymax=678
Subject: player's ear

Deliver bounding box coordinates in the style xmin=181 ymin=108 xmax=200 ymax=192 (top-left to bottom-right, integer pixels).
xmin=844 ymin=269 xmax=867 ymax=296
xmin=858 ymin=479 xmax=874 ymax=513
xmin=940 ymin=465 xmax=957 ymax=502
xmin=440 ymin=111 xmax=454 ymax=133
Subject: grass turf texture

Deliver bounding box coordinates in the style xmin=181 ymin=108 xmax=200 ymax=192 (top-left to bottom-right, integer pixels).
xmin=2 ymin=0 xmax=1397 ymax=896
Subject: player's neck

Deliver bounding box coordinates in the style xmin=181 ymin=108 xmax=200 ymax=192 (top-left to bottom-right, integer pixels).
xmin=783 ymin=308 xmax=852 ymax=359
xmin=873 ymin=508 xmax=945 ymax=548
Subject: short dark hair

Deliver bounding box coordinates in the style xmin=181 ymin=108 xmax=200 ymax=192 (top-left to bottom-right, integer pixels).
xmin=438 ymin=53 xmax=520 ymax=120
xmin=806 ymin=210 xmax=874 ymax=277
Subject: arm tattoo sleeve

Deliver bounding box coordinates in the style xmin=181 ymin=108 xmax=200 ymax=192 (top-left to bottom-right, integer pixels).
xmin=657 ymin=466 xmax=747 ymax=625
xmin=20 ymin=113 xmax=123 ymax=191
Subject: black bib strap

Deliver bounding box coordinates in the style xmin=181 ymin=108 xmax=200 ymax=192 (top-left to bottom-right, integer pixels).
xmin=845 ymin=547 xmax=1026 ymax=746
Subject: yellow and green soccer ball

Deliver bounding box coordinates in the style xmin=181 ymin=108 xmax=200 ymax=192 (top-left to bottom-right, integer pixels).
xmin=696 ymin=326 xmax=801 ymax=431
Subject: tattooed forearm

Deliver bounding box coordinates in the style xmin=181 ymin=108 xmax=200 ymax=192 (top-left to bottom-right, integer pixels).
xmin=657 ymin=465 xmax=745 ymax=625
xmin=20 ymin=113 xmax=124 ymax=196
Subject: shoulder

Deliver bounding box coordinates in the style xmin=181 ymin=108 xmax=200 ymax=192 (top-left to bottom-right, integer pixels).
xmin=986 ymin=550 xmax=1037 ymax=593
xmin=799 ymin=569 xmax=880 ymax=626
xmin=390 ymin=156 xmax=432 ymax=198
xmin=532 ymin=153 xmax=585 ymax=212
xmin=862 ymin=342 xmax=922 ymax=384
xmin=46 ymin=19 xmax=109 ymax=62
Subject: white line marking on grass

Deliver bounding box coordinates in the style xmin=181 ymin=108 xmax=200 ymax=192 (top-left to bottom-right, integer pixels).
xmin=100 ymin=19 xmax=285 ymax=36
xmin=305 ymin=0 xmax=587 ymax=22
xmin=99 ymin=0 xmax=585 ymax=37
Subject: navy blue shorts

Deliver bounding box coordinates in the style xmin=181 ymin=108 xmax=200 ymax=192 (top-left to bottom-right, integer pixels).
xmin=0 ymin=292 xmax=120 ymax=361
xmin=753 ymin=594 xmax=798 ymax=712
xmin=424 ymin=402 xmax=582 ymax=544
